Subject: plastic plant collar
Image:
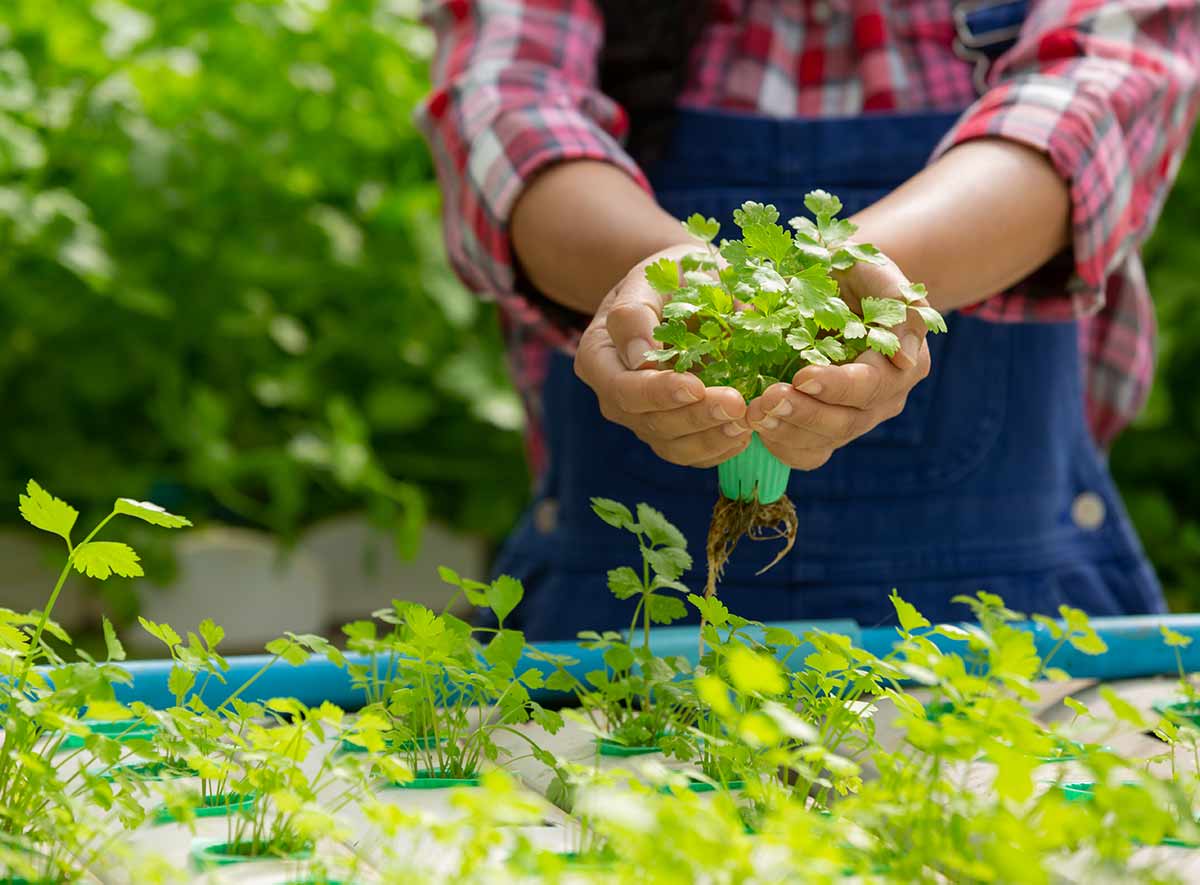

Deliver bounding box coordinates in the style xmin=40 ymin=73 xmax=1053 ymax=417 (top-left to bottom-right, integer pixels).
xmin=394 ymin=770 xmax=481 ymax=790
xmin=657 ymin=776 xmax=746 ymax=794
xmin=101 ymin=760 xmax=196 ymax=783
xmin=596 ymin=735 xmax=665 ymax=757
xmin=154 ymin=792 xmax=256 ymax=824
xmin=338 ymin=732 xmax=442 ymax=754
xmin=717 ymin=432 xmax=789 ymax=504
xmin=1152 ymin=698 xmax=1200 ymax=726
xmin=1059 ymin=782 xmax=1096 ymax=802
xmin=60 ymin=718 xmax=158 ymax=750
xmin=188 ymin=839 xmax=313 ymax=871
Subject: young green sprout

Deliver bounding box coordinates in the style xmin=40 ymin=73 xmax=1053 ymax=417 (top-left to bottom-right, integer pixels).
xmin=644 ymin=192 xmax=946 ymax=617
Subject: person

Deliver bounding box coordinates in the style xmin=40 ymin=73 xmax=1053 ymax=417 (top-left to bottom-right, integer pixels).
xmin=416 ymin=0 xmax=1200 ymax=640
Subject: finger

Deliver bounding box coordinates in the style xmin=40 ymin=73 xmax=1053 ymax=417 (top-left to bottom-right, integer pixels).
xmin=652 ymin=423 xmax=752 ymax=468
xmin=790 ymin=362 xmax=887 ymax=410
xmin=756 ymin=431 xmax=833 ymax=472
xmin=748 ymin=384 xmax=862 ymax=444
xmin=637 ymin=388 xmax=748 ymax=441
xmin=606 ymin=281 xmax=666 ymax=371
xmin=888 ymin=307 xmax=931 ymax=372
xmin=611 ymin=366 xmax=705 ymax=414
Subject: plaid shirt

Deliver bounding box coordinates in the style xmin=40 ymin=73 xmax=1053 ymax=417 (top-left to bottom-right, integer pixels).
xmin=416 ymin=0 xmax=1200 ymax=473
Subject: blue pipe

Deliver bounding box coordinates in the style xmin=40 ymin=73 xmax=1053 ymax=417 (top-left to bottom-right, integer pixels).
xmin=98 ymin=614 xmax=1200 ymax=711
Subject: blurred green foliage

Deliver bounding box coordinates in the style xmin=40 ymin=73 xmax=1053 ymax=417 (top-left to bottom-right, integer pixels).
xmin=0 ymin=0 xmax=529 ymax=555
xmin=1111 ymin=138 xmax=1200 ymax=612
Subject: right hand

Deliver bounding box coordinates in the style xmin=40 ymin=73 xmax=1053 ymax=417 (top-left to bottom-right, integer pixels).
xmin=574 ymin=244 xmax=753 ymax=469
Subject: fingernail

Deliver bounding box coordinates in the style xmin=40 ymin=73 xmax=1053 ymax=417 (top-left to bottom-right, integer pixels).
xmin=898 ymin=334 xmax=919 ymax=368
xmin=768 ymin=399 xmax=793 ymax=418
xmin=624 ymin=338 xmax=651 ymax=371
xmin=760 ymin=416 xmax=780 ymax=430
xmin=711 ymin=404 xmax=735 ymax=421
xmin=797 ymin=380 xmax=822 ymax=396
xmin=722 ymin=422 xmax=749 ymax=438
xmin=674 ymin=387 xmax=700 ymax=404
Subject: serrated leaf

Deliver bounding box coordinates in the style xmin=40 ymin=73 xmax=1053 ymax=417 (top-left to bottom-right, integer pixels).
xmin=891 ymin=590 xmax=930 ymax=633
xmin=644 ymin=257 xmax=681 ymax=294
xmin=843 ymin=319 xmax=867 ymax=339
xmin=168 ymin=666 xmax=195 ymax=700
xmin=861 ymin=297 xmax=907 ymax=327
xmin=681 ymin=251 xmax=718 ymax=271
xmin=835 ymin=243 xmax=885 ymax=267
xmin=114 ymin=499 xmax=191 ymax=529
xmin=815 ymin=337 xmax=849 ymax=363
xmin=603 ymin=644 xmax=635 ymax=671
xmin=607 ymin=566 xmax=642 ymax=600
xmin=915 ymin=305 xmax=948 ymax=334
xmin=486 ymin=575 xmax=524 ymax=626
xmin=662 ymin=300 xmax=701 ymax=320
xmin=683 ymin=213 xmax=720 ymax=243
xmin=18 ymin=480 xmax=78 ymax=542
xmin=804 ymin=190 xmax=842 ymax=225
xmin=800 ymin=347 xmax=830 ymax=366
xmin=591 ymin=498 xmax=634 ymax=531
xmin=644 ymin=545 xmax=692 ymax=581
xmin=899 ymin=282 xmax=929 ymax=304
xmin=646 ymin=595 xmax=688 ymax=625
xmin=866 ymin=327 xmax=901 ymax=356
xmin=102 ymin=617 xmax=126 ymax=662
xmin=733 ymin=201 xmax=780 ymax=229
xmin=1162 ymin=625 xmax=1193 ymax=648
xmin=786 ymin=327 xmax=814 ymax=351
xmin=72 ymin=542 xmax=143 ymax=580
xmin=199 ymin=618 xmax=225 ymax=650
xmin=635 ymin=503 xmax=687 ymax=550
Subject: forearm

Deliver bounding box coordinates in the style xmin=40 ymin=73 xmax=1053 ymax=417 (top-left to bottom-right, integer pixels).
xmin=850 ymin=138 xmax=1071 ymax=312
xmin=510 ymin=160 xmax=697 ymax=315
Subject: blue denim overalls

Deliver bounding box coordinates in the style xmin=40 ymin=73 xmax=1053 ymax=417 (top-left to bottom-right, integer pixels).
xmin=491 ymin=16 xmax=1165 ymax=641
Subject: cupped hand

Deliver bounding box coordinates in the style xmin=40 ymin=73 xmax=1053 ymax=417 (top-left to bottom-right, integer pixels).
xmin=574 ymin=243 xmax=753 ymax=469
xmin=747 ymin=253 xmax=934 ymax=470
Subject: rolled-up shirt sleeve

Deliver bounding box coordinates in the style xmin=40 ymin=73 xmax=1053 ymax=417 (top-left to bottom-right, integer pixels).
xmin=932 ymin=0 xmax=1200 ymax=320
xmin=414 ymin=0 xmax=650 ymax=349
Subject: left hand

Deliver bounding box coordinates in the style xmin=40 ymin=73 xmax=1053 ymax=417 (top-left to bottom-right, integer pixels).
xmin=745 ymin=253 xmax=934 ymax=470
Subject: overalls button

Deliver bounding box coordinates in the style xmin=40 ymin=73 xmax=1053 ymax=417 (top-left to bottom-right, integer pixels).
xmin=1071 ymin=492 xmax=1106 ymax=530
xmin=534 ymin=498 xmax=559 ymax=535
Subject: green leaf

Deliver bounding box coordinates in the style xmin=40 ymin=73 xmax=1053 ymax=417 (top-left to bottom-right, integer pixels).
xmin=139 ymin=616 xmax=181 ymax=649
xmin=486 ymin=575 xmax=524 ymax=626
xmin=861 ymin=297 xmax=907 ymax=327
xmin=727 ymin=646 xmax=786 ymax=695
xmin=114 ymin=498 xmax=192 ymax=529
xmin=483 ymin=628 xmax=525 ymax=670
xmin=815 ymin=337 xmax=849 ymax=363
xmin=635 ymin=503 xmax=687 ymax=550
xmin=591 ymin=498 xmax=634 ymax=531
xmin=72 ymin=542 xmax=143 ymax=580
xmin=891 ymin=591 xmax=930 ymax=633
xmin=644 ymin=546 xmax=692 ymax=581
xmin=866 ymin=327 xmax=901 ymax=356
xmin=18 ymin=480 xmax=78 ymax=542
xmin=684 ymin=213 xmax=720 ymax=243
xmin=646 ymin=594 xmax=688 ymax=625
xmin=607 ymin=566 xmax=643 ymax=600
xmin=832 ymin=243 xmax=885 ymax=268
xmin=915 ymin=305 xmax=948 ymax=334
xmin=1099 ymin=686 xmax=1147 ymax=728
xmin=804 ymin=190 xmax=842 ymax=225
xmin=168 ymin=666 xmax=195 ymax=700
xmin=101 ymin=617 xmax=126 ymax=662
xmin=899 ymin=282 xmax=928 ymax=304
xmin=265 ymin=636 xmax=310 ymax=666
xmin=603 ymin=644 xmax=635 ymax=672
xmin=662 ymin=300 xmax=701 ymax=320
xmin=1162 ymin=625 xmax=1193 ymax=648
xmin=644 ymin=258 xmax=681 ymax=294
xmin=681 ymin=252 xmax=718 ymax=271
xmin=786 ymin=327 xmax=814 ymax=351
xmin=733 ymin=201 xmax=780 ymax=230
xmin=843 ymin=319 xmax=867 ymax=340
xmin=199 ymin=618 xmax=225 ymax=650
xmin=687 ymin=593 xmax=730 ymax=628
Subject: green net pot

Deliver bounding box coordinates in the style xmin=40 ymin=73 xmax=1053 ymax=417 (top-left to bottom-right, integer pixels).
xmin=153 ymin=791 xmax=256 ymax=825
xmin=60 ymin=718 xmax=158 ymax=751
xmin=393 ymin=769 xmax=481 ymax=790
xmin=595 ymin=733 xmax=668 ymax=757
xmin=1153 ymin=698 xmax=1200 ymax=727
xmin=718 ymin=433 xmax=790 ymax=504
xmin=338 ymin=732 xmax=443 ymax=754
xmin=188 ymin=838 xmax=313 ymax=871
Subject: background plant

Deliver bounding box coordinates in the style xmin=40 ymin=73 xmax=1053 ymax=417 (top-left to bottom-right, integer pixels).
xmin=0 ymin=0 xmax=527 ymax=580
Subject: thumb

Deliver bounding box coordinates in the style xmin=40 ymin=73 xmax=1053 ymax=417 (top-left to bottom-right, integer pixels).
xmin=606 ymin=280 xmax=668 ymax=372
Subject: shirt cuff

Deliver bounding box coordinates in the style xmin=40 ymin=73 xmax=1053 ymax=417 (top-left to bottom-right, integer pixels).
xmin=931 ymin=75 xmax=1135 ymax=323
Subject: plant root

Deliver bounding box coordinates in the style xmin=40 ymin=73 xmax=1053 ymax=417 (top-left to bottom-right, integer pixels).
xmin=698 ymin=494 xmax=797 ymax=656
xmin=704 ymin=493 xmax=797 ymax=598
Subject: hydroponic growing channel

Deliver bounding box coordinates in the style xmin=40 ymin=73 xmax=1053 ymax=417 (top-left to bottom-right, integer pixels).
xmin=8 ymin=484 xmax=1200 ymax=884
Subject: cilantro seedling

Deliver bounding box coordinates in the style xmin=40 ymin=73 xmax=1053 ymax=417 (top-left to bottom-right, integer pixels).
xmin=645 ymin=193 xmax=946 ymax=643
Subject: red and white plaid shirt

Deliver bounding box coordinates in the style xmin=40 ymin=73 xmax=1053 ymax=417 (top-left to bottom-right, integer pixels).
xmin=416 ymin=0 xmax=1200 ymax=473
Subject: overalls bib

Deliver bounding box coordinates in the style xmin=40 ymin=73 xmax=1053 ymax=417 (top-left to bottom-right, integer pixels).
xmin=492 ymin=70 xmax=1165 ymax=643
